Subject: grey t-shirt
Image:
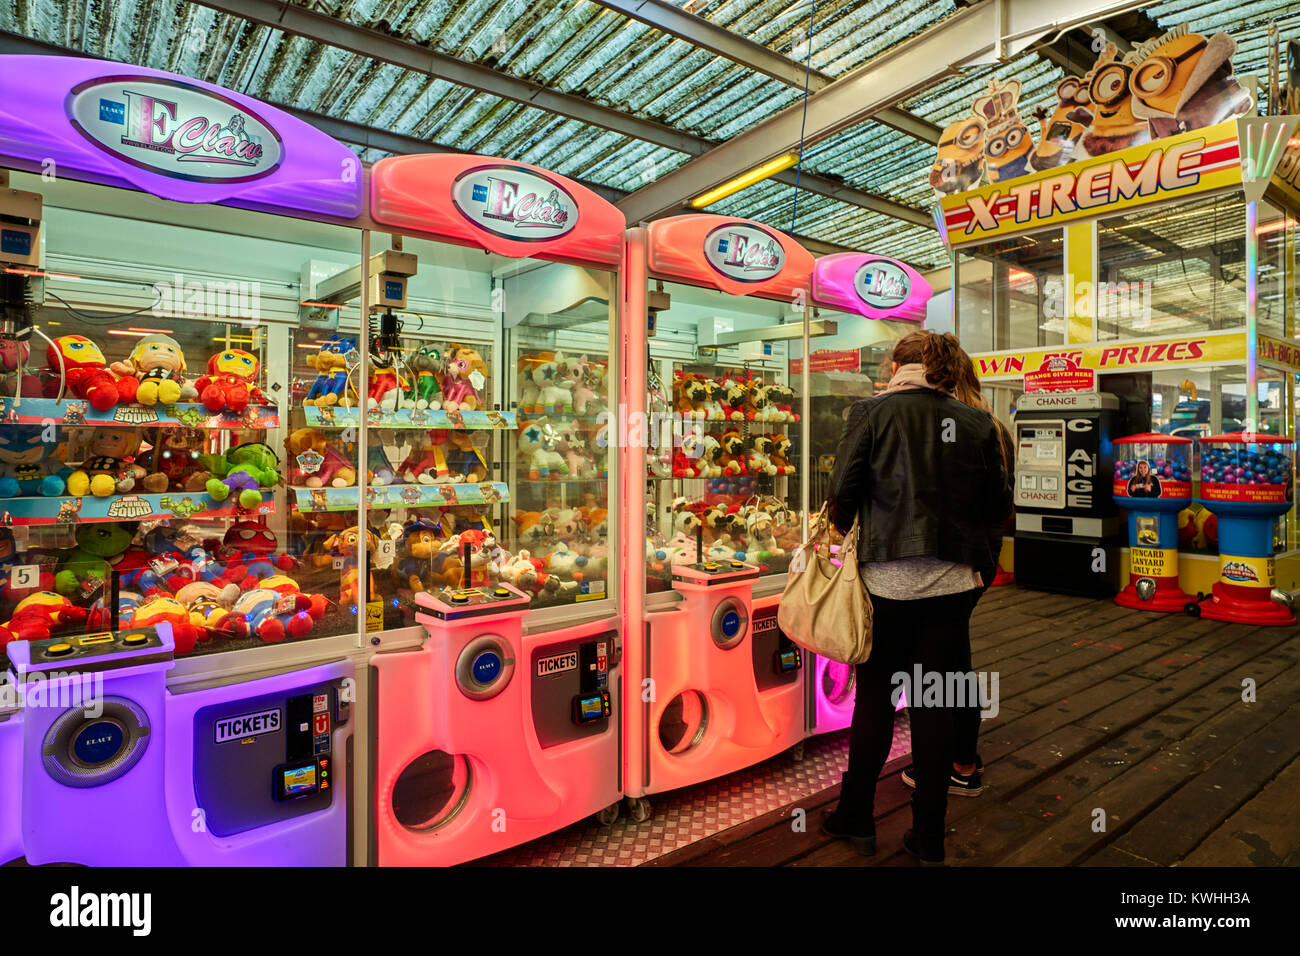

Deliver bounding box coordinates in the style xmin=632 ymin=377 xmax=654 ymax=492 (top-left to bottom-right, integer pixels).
xmin=863 ymin=555 xmax=980 ymax=601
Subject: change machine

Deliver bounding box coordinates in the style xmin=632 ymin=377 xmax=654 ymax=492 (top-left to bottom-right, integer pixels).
xmin=622 ymin=214 xmax=813 ymax=819
xmin=364 ymin=154 xmax=623 ymax=865
xmin=0 ymin=55 xmax=364 ymax=865
xmin=1011 ymin=371 xmax=1126 ymax=597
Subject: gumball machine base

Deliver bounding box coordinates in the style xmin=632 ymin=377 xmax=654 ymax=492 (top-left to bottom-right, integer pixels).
xmin=992 ymin=567 xmax=1015 ymax=587
xmin=1192 ymin=584 xmax=1296 ymax=626
xmin=1115 ymin=577 xmax=1194 ymax=613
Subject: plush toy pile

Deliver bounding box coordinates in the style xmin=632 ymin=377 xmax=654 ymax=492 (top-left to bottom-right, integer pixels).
xmin=644 ymin=496 xmax=801 ymax=578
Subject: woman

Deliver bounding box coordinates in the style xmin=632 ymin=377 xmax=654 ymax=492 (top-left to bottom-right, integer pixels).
xmin=1127 ymin=459 xmax=1161 ymax=498
xmin=898 ymin=347 xmax=1015 ymax=798
xmin=821 ymin=330 xmax=1012 ymax=865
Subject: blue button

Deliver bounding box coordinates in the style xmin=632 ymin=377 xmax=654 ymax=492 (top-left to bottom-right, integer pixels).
xmin=472 ymin=651 xmax=502 ymax=684
xmin=721 ymin=610 xmax=742 ymax=637
xmin=73 ymin=720 xmax=125 ymax=766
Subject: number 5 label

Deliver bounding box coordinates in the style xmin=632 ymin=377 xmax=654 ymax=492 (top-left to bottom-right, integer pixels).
xmin=10 ymin=565 xmax=40 ymax=589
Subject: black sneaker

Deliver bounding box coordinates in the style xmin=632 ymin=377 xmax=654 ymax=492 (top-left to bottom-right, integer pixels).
xmin=820 ymin=811 xmax=877 ymax=856
xmin=901 ymin=761 xmax=984 ymax=797
xmin=903 ymin=829 xmax=945 ymax=866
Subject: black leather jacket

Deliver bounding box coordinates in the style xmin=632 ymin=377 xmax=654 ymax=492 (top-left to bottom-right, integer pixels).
xmin=826 ymin=387 xmax=1013 ymax=574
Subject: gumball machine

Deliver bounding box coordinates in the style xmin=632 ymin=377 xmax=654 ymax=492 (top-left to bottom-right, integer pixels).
xmin=1112 ymin=434 xmax=1195 ymax=612
xmin=1192 ymin=434 xmax=1295 ymax=625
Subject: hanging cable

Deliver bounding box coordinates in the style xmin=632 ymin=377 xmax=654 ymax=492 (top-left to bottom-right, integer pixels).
xmin=45 ymin=289 xmax=164 ymax=322
xmin=788 ymin=0 xmax=818 ymax=238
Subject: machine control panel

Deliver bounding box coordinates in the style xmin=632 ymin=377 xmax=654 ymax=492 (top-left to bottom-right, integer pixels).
xmin=1015 ymin=420 xmax=1067 ymax=510
xmin=674 ymin=559 xmax=760 ymax=586
xmin=7 ymin=627 xmax=172 ymax=674
xmin=416 ymin=582 xmax=531 ymax=621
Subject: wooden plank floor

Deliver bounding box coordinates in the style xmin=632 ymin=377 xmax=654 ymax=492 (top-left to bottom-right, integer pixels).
xmin=649 ymin=585 xmax=1300 ymax=867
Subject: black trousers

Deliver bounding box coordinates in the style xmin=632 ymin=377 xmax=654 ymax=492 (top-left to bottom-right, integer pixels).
xmin=846 ymin=590 xmax=976 ymax=835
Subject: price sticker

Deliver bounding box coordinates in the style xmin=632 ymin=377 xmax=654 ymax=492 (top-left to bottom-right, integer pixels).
xmin=332 ymin=556 xmax=345 ymax=571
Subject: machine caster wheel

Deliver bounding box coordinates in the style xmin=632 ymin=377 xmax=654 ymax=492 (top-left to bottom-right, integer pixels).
xmin=1185 ymin=602 xmax=1202 ymax=618
xmin=789 ymin=741 xmax=806 ymax=762
xmin=595 ymin=801 xmax=621 ymax=826
xmin=625 ymin=796 xmax=653 ymax=824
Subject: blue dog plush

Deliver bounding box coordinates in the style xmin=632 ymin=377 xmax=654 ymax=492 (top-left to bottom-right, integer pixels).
xmin=0 ymin=426 xmax=71 ymax=497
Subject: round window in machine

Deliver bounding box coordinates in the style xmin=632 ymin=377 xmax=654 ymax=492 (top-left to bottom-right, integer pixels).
xmin=822 ymin=659 xmax=856 ymax=706
xmin=391 ymin=749 xmax=473 ymax=832
xmin=658 ymin=690 xmax=710 ymax=755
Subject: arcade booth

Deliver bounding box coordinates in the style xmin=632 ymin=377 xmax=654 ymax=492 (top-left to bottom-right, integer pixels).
xmin=931 ymin=21 xmax=1300 ymax=607
xmin=0 ymin=56 xmax=364 ymax=865
xmin=621 ymin=214 xmax=814 ymax=820
xmin=364 ymin=155 xmax=623 ymax=866
xmin=803 ymin=253 xmax=931 ymax=734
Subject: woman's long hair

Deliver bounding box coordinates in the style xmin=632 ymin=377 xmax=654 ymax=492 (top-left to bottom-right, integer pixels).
xmin=891 ymin=330 xmax=968 ymax=394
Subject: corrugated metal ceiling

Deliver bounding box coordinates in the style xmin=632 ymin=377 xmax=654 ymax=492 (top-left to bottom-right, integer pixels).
xmin=3 ymin=0 xmax=1300 ymax=270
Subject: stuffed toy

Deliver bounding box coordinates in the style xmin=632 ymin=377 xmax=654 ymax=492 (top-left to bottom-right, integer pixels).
xmin=720 ymin=375 xmax=751 ymax=421
xmin=497 ymin=550 xmax=548 ymax=594
xmin=368 ymin=353 xmax=408 ymax=411
xmin=528 ymin=355 xmax=574 ymax=416
xmin=260 ymin=574 xmax=328 ymax=624
xmin=577 ymin=506 xmax=609 ymax=538
xmin=569 ymin=356 xmax=605 ymax=415
xmin=517 ymin=421 xmax=569 ymax=480
xmin=110 ymin=333 xmax=197 ymax=406
xmin=768 ymin=434 xmax=795 ymax=476
xmin=66 ymin=426 xmax=148 ymax=498
xmin=0 ymin=425 xmax=71 ymax=497
xmin=557 ymin=424 xmax=598 ymax=480
xmin=217 ymin=521 xmax=296 ymax=591
xmin=44 ymin=334 xmax=122 ymax=411
xmin=718 ymin=429 xmax=748 ymax=476
xmin=54 ymin=522 xmax=136 ymax=600
xmin=114 ymin=535 xmax=197 ymax=599
xmin=203 ymin=442 xmax=280 ymax=510
xmin=672 ymin=372 xmax=711 ymax=419
xmin=131 ymin=596 xmax=205 ymax=655
xmin=137 ymin=427 xmax=208 ymax=493
xmin=175 ymin=580 xmax=246 ymax=642
xmin=0 ymin=591 xmax=89 ymax=652
xmin=517 ymin=352 xmax=552 ymax=415
xmin=0 ymin=339 xmax=43 ymax=398
xmin=513 ymin=510 xmax=556 ymax=548
xmin=447 ymin=431 xmax=488 ymax=484
xmin=302 ymin=337 xmax=355 ymax=407
xmin=748 ymin=434 xmax=777 ymax=476
xmin=670 ymin=497 xmax=705 ymax=537
xmin=315 ymin=526 xmax=377 ymax=606
xmin=194 ymin=348 xmax=269 ymax=414
xmin=393 ymin=519 xmax=453 ymax=592
xmin=367 ymin=445 xmax=396 ymax=486
xmin=286 ymin=428 xmax=357 ymax=488
xmin=405 ymin=345 xmax=444 ymax=410
xmin=766 ymin=383 xmax=799 ymax=422
xmin=441 ymin=345 xmax=489 ymax=412
xmin=399 ymin=429 xmax=459 ymax=484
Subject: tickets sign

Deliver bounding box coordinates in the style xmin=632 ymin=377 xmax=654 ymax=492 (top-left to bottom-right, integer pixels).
xmin=972 ymin=331 xmax=1245 ymax=381
xmin=940 ymin=121 xmax=1242 ymax=246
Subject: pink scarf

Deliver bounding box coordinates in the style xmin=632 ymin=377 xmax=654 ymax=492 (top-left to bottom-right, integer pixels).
xmin=878 ymin=362 xmax=953 ymax=397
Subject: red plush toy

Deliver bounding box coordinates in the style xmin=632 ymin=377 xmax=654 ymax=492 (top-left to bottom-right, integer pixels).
xmin=44 ymin=335 xmax=122 ymax=411
xmin=216 ymin=521 xmax=296 ymax=591
xmin=0 ymin=591 xmax=89 ymax=652
xmin=194 ymin=348 xmax=269 ymax=414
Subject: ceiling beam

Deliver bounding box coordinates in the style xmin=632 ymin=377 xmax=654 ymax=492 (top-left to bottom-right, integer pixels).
xmin=616 ymin=0 xmax=1157 ymax=223
xmin=191 ymin=0 xmax=931 ymax=227
xmin=586 ymin=0 xmax=940 ymax=144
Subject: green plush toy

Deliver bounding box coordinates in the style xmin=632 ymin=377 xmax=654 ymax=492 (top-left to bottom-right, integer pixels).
xmin=202 ymin=442 xmax=280 ymax=511
xmin=54 ymin=523 xmax=134 ymax=599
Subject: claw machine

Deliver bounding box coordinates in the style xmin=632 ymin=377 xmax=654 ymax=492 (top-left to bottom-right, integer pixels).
xmin=0 ymin=56 xmax=366 ymax=865
xmin=802 ymin=253 xmax=932 ymax=734
xmin=622 ymin=214 xmax=815 ymax=819
xmin=362 ymin=154 xmax=623 ymax=865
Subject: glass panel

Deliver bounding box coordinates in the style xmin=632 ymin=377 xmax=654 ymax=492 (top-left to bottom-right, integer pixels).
xmin=505 ymin=260 xmax=615 ymax=609
xmin=331 ymin=239 xmax=616 ymax=624
xmin=1258 ymin=202 xmax=1289 ymax=340
xmin=644 ymin=281 xmax=804 ymax=592
xmin=0 ymin=172 xmax=362 ymax=660
xmin=956 ymin=230 xmax=1064 ymax=352
xmin=1096 ymin=192 xmax=1246 ymax=340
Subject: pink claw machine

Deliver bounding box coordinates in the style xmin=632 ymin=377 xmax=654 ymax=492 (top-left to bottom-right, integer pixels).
xmin=621 ymin=213 xmax=815 ymax=820
xmin=363 ymin=154 xmax=624 ymax=865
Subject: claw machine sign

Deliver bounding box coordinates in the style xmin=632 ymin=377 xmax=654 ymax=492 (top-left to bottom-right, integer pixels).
xmin=812 ymin=253 xmax=932 ymax=322
xmin=0 ymin=56 xmax=360 ymax=214
xmin=67 ymin=77 xmax=283 ymax=183
xmin=450 ymin=165 xmax=578 ymax=241
xmin=702 ymin=223 xmax=785 ymax=283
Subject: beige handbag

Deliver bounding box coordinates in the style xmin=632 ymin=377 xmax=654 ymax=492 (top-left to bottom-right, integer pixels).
xmin=777 ymin=503 xmax=873 ymax=665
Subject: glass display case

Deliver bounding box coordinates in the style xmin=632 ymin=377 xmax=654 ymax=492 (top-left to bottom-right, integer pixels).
xmin=0 ymin=173 xmax=364 ymax=663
